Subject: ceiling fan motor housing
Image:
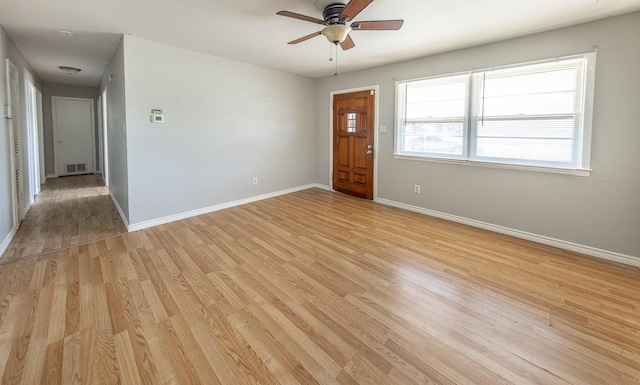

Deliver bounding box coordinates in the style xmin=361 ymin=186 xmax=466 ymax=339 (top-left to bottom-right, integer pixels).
xmin=323 ymin=3 xmax=346 ymax=24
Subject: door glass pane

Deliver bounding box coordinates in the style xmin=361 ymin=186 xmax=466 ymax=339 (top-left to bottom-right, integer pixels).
xmin=347 ymin=113 xmax=356 ymax=133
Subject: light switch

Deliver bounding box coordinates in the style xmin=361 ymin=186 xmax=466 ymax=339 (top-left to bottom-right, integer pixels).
xmin=379 ymin=125 xmax=387 ymax=133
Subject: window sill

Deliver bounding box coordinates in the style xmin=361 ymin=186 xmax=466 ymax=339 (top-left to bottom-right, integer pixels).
xmin=393 ymin=154 xmax=592 ymax=177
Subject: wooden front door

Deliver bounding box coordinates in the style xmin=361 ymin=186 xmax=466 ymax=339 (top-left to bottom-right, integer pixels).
xmin=333 ymin=90 xmax=374 ymax=199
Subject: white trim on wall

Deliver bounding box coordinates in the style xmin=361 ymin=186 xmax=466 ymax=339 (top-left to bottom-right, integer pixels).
xmin=26 ymin=81 xmax=40 ymax=199
xmin=328 ymin=85 xmax=380 ymax=199
xmin=0 ymin=228 xmax=17 ymax=259
xmin=128 ymin=184 xmax=323 ymax=232
xmin=375 ymin=197 xmax=640 ymax=268
xmin=312 ymin=183 xmax=333 ymax=192
xmin=36 ymin=90 xmax=45 ymax=185
xmin=97 ymin=95 xmax=103 ymax=175
xmin=105 ymin=177 xmax=637 ymax=268
xmin=110 ymin=191 xmax=129 ymax=230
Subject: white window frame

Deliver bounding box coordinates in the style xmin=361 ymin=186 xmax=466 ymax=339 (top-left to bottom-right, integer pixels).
xmin=394 ymin=53 xmax=596 ymax=176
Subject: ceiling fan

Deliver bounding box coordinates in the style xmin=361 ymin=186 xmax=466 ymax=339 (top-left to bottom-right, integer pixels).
xmin=277 ymin=0 xmax=404 ymax=51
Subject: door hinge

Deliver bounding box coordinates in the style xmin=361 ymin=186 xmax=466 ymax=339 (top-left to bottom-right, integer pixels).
xmin=370 ymin=90 xmax=375 ymax=95
xmin=4 ymin=105 xmax=12 ymax=119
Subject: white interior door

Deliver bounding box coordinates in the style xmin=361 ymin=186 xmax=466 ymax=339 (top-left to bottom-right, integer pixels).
xmin=5 ymin=59 xmax=24 ymax=227
xmin=52 ymin=97 xmax=95 ymax=176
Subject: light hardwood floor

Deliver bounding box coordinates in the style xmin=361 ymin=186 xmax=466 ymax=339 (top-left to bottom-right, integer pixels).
xmin=0 ymin=187 xmax=638 ymax=384
xmin=1 ymin=174 xmax=127 ymax=263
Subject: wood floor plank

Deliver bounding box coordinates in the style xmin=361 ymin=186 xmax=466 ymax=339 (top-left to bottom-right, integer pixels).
xmin=0 ymin=175 xmax=127 ymax=262
xmin=40 ymin=339 xmax=63 ymax=385
xmin=94 ymin=329 xmax=121 ymax=385
xmin=61 ymin=332 xmax=81 ymax=385
xmin=113 ymin=331 xmax=144 ymax=385
xmin=0 ymin=294 xmax=26 ymax=377
xmin=0 ymin=182 xmax=638 ymax=384
xmin=157 ymin=317 xmax=203 ymax=385
xmin=18 ymin=338 xmax=46 ymax=385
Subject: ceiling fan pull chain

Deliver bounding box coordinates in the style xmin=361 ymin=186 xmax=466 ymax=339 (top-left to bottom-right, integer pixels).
xmin=329 ymin=42 xmax=334 ymax=62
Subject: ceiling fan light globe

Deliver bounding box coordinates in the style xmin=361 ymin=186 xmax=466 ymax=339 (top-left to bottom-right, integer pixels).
xmin=321 ymin=25 xmax=352 ymax=44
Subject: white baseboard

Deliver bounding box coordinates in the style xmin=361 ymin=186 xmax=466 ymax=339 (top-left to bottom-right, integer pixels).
xmin=23 ymin=199 xmax=33 ymax=216
xmin=109 ymin=191 xmax=130 ymax=230
xmin=0 ymin=227 xmax=17 ymax=258
xmin=312 ymin=183 xmax=333 ymax=191
xmin=128 ymin=183 xmax=322 ymax=232
xmin=375 ymin=197 xmax=640 ymax=268
xmin=46 ymin=174 xmax=57 ymax=179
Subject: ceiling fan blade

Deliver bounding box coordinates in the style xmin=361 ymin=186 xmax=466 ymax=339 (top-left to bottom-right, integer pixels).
xmin=277 ymin=10 xmax=326 ymax=25
xmin=339 ymin=0 xmax=374 ymax=22
xmin=340 ymin=35 xmax=356 ymax=51
xmin=288 ymin=31 xmax=322 ymax=45
xmin=351 ymin=20 xmax=404 ymax=30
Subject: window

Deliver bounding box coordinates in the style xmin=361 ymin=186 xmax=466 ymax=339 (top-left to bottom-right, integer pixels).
xmin=395 ymin=54 xmax=596 ymax=174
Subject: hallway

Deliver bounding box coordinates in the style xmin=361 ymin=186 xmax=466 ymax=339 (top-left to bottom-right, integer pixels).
xmin=1 ymin=174 xmax=127 ymax=264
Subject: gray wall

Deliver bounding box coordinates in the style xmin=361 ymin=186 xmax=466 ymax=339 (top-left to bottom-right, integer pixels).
xmin=123 ymin=35 xmax=316 ymax=225
xmin=99 ymin=37 xmax=129 ymax=222
xmin=315 ymin=12 xmax=640 ymax=258
xmin=0 ymin=25 xmax=42 ymax=248
xmin=42 ymin=82 xmax=99 ymax=176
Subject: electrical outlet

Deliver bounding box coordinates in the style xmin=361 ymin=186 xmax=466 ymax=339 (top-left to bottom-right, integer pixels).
xmin=414 ymin=185 xmax=421 ymax=194
xmin=253 ymin=177 xmax=258 ymax=185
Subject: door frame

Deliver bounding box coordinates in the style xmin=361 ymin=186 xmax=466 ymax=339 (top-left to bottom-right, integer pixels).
xmin=51 ymin=96 xmax=96 ymax=177
xmin=97 ymin=94 xmax=103 ymax=175
xmin=26 ymin=80 xmax=40 ymax=198
xmin=101 ymin=87 xmax=109 ymax=187
xmin=328 ymin=85 xmax=380 ymax=200
xmin=36 ymin=89 xmax=45 ymax=184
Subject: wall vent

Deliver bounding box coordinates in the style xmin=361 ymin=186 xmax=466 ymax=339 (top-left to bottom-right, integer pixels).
xmin=65 ymin=163 xmax=87 ymax=174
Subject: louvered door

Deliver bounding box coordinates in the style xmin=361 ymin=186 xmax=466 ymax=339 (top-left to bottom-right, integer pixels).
xmin=6 ymin=59 xmax=24 ymax=226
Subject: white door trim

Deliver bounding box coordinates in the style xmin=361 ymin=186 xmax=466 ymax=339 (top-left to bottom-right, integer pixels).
xmin=26 ymin=81 xmax=40 ymax=198
xmin=36 ymin=89 xmax=45 ymax=184
xmin=101 ymin=87 xmax=109 ymax=187
xmin=328 ymin=85 xmax=380 ymax=200
xmin=51 ymin=96 xmax=96 ymax=177
xmin=97 ymin=95 xmax=103 ymax=175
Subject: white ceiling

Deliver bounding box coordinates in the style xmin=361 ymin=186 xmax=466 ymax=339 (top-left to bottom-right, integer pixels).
xmin=1 ymin=0 xmax=639 ymax=87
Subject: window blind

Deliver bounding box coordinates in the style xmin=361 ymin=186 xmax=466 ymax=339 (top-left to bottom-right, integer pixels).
xmin=470 ymin=59 xmax=586 ymax=167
